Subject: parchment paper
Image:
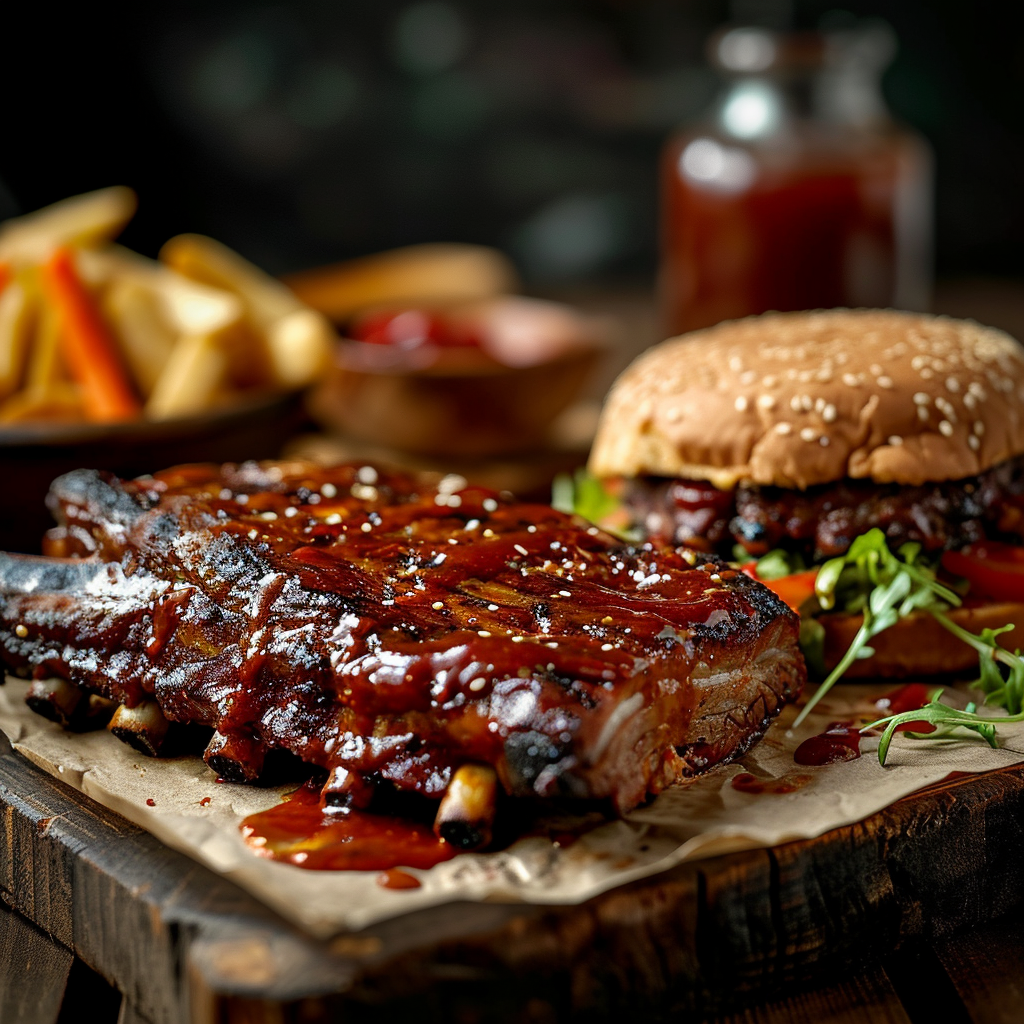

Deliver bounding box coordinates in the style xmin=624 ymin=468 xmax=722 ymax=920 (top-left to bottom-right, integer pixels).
xmin=2 ymin=676 xmax=1022 ymax=938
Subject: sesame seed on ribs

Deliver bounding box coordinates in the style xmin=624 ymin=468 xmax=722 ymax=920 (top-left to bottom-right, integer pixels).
xmin=0 ymin=461 xmax=803 ymax=826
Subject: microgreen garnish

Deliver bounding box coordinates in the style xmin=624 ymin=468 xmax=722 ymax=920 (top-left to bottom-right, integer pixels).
xmin=552 ymin=470 xmax=640 ymax=541
xmin=745 ymin=547 xmax=807 ymax=581
xmin=790 ymin=528 xmax=1024 ymax=765
xmin=863 ymin=692 xmax=1009 ymax=767
xmin=794 ymin=529 xmax=957 ymax=728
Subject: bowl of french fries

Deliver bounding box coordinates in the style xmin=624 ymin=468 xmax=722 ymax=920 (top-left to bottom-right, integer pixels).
xmin=0 ymin=187 xmax=336 ymax=550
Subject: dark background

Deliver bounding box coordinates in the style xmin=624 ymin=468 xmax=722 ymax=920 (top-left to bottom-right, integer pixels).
xmin=3 ymin=1 xmax=1022 ymax=288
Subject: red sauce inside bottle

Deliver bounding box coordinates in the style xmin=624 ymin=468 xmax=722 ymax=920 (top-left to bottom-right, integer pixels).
xmin=241 ymin=782 xmax=457 ymax=872
xmin=661 ymin=142 xmax=913 ymax=334
xmin=793 ymin=721 xmax=862 ymax=766
xmin=731 ymin=771 xmax=813 ymax=794
xmin=875 ymin=683 xmax=936 ymax=734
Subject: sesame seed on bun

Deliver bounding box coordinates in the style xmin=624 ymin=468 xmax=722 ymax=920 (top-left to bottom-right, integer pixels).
xmin=588 ymin=309 xmax=1024 ymax=490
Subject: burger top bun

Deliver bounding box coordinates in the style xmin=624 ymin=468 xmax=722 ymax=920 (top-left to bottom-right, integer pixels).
xmin=589 ymin=309 xmax=1024 ymax=490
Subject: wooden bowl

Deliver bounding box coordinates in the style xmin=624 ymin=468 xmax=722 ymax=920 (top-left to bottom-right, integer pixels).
xmin=308 ymin=297 xmax=605 ymax=458
xmin=311 ymin=343 xmax=599 ymax=458
xmin=0 ymin=392 xmax=305 ymax=553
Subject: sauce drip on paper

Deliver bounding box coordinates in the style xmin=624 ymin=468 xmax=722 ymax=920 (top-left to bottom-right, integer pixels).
xmin=241 ymin=782 xmax=456 ymax=872
xmin=377 ymin=868 xmax=423 ymax=890
xmin=793 ymin=722 xmax=863 ymax=766
xmin=731 ymin=772 xmax=813 ymax=794
xmin=240 ymin=781 xmax=611 ymax=872
xmin=875 ymin=683 xmax=936 ymax=734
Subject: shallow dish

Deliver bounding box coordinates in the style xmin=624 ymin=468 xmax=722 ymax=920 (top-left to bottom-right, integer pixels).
xmin=308 ymin=296 xmax=605 ymax=458
xmin=311 ymin=343 xmax=597 ymax=458
xmin=1 ymin=391 xmax=304 ymax=552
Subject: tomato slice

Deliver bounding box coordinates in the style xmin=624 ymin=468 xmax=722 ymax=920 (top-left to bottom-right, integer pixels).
xmin=741 ymin=564 xmax=819 ymax=612
xmin=941 ymin=542 xmax=1024 ymax=601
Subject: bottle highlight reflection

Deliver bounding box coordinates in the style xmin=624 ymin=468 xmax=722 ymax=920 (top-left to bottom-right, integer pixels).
xmin=660 ymin=23 xmax=932 ymax=335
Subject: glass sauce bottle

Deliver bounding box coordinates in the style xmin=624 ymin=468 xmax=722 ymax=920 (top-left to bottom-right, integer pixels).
xmin=660 ymin=24 xmax=931 ymax=336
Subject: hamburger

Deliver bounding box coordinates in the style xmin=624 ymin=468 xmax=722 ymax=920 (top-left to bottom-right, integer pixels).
xmin=587 ymin=309 xmax=1024 ymax=680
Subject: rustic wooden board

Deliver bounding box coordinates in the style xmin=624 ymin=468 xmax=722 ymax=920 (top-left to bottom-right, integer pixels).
xmin=711 ymin=971 xmax=913 ymax=1024
xmin=1 ymin=720 xmax=1024 ymax=1023
xmin=933 ymin=917 xmax=1024 ymax=1024
xmin=0 ymin=899 xmax=72 ymax=1024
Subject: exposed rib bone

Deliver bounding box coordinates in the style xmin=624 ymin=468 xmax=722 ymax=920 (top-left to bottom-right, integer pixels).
xmin=108 ymin=701 xmax=170 ymax=757
xmin=321 ymin=766 xmax=376 ymax=810
xmin=204 ymin=730 xmax=265 ymax=783
xmin=433 ymin=764 xmax=497 ymax=850
xmin=25 ymin=677 xmax=82 ymax=727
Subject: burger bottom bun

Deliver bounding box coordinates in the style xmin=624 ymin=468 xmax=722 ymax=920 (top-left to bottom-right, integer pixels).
xmin=821 ymin=601 xmax=1024 ymax=679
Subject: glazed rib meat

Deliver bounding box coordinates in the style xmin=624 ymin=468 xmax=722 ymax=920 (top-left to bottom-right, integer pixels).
xmin=0 ymin=461 xmax=803 ymax=836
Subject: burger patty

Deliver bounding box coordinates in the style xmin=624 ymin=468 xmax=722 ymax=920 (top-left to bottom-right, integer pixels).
xmin=626 ymin=455 xmax=1024 ymax=561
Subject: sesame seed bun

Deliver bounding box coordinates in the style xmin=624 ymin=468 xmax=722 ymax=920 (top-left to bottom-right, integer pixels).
xmin=589 ymin=310 xmax=1024 ymax=490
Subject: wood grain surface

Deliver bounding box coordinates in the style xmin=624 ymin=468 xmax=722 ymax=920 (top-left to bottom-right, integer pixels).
xmin=1 ymin=721 xmax=1024 ymax=1022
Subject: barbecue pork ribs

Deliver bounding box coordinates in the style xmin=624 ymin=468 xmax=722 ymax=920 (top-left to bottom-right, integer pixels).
xmin=0 ymin=462 xmax=804 ymax=844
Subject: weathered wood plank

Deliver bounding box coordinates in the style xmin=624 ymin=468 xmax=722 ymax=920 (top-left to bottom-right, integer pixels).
xmin=118 ymin=999 xmax=157 ymax=1024
xmin=932 ymin=916 xmax=1024 ymax=1024
xmin=879 ymin=939 xmax=974 ymax=1024
xmin=708 ymin=969 xmax=912 ymax=1024
xmin=56 ymin=956 xmax=124 ymax=1024
xmin=0 ymin=898 xmax=72 ymax=1024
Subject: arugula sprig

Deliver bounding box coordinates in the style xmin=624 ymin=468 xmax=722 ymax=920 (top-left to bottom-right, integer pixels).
xmin=793 ymin=528 xmax=1024 ymax=764
xmin=861 ymin=618 xmax=1024 ymax=764
xmin=863 ymin=692 xmax=1004 ymax=765
xmin=793 ymin=529 xmax=958 ymax=727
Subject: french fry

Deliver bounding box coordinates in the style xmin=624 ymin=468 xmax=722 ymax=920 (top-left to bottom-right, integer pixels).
xmin=41 ymin=247 xmax=141 ymax=422
xmin=0 ymin=187 xmax=136 ymax=267
xmin=0 ymin=278 xmax=34 ymax=399
xmin=80 ymin=245 xmax=245 ymax=336
xmin=0 ymin=382 xmax=83 ymax=423
xmin=161 ymin=234 xmax=334 ymax=387
xmin=145 ymin=331 xmax=229 ymax=420
xmin=26 ymin=277 xmax=65 ymax=390
xmin=102 ymin=279 xmax=177 ymax=397
xmin=160 ymin=233 xmax=301 ymax=323
xmin=265 ymin=308 xmax=335 ymax=389
xmin=83 ymin=247 xmax=273 ymax=390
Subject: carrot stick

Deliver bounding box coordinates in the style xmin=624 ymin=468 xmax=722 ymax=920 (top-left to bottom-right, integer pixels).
xmin=41 ymin=246 xmax=141 ymax=422
xmin=0 ymin=262 xmax=11 ymax=296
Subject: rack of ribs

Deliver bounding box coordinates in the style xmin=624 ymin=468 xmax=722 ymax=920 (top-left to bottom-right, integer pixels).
xmin=0 ymin=461 xmax=804 ymax=848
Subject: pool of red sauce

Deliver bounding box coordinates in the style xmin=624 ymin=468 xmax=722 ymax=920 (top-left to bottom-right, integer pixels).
xmin=241 ymin=781 xmax=614 ymax=875
xmin=793 ymin=683 xmax=940 ymax=767
xmin=875 ymin=682 xmax=936 ymax=734
xmin=241 ymin=782 xmax=457 ymax=873
xmin=793 ymin=722 xmax=863 ymax=766
xmin=731 ymin=772 xmax=813 ymax=794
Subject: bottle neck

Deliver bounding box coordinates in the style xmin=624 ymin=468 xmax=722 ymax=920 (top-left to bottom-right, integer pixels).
xmin=707 ymin=24 xmax=897 ymax=137
xmin=712 ymin=65 xmax=890 ymax=141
